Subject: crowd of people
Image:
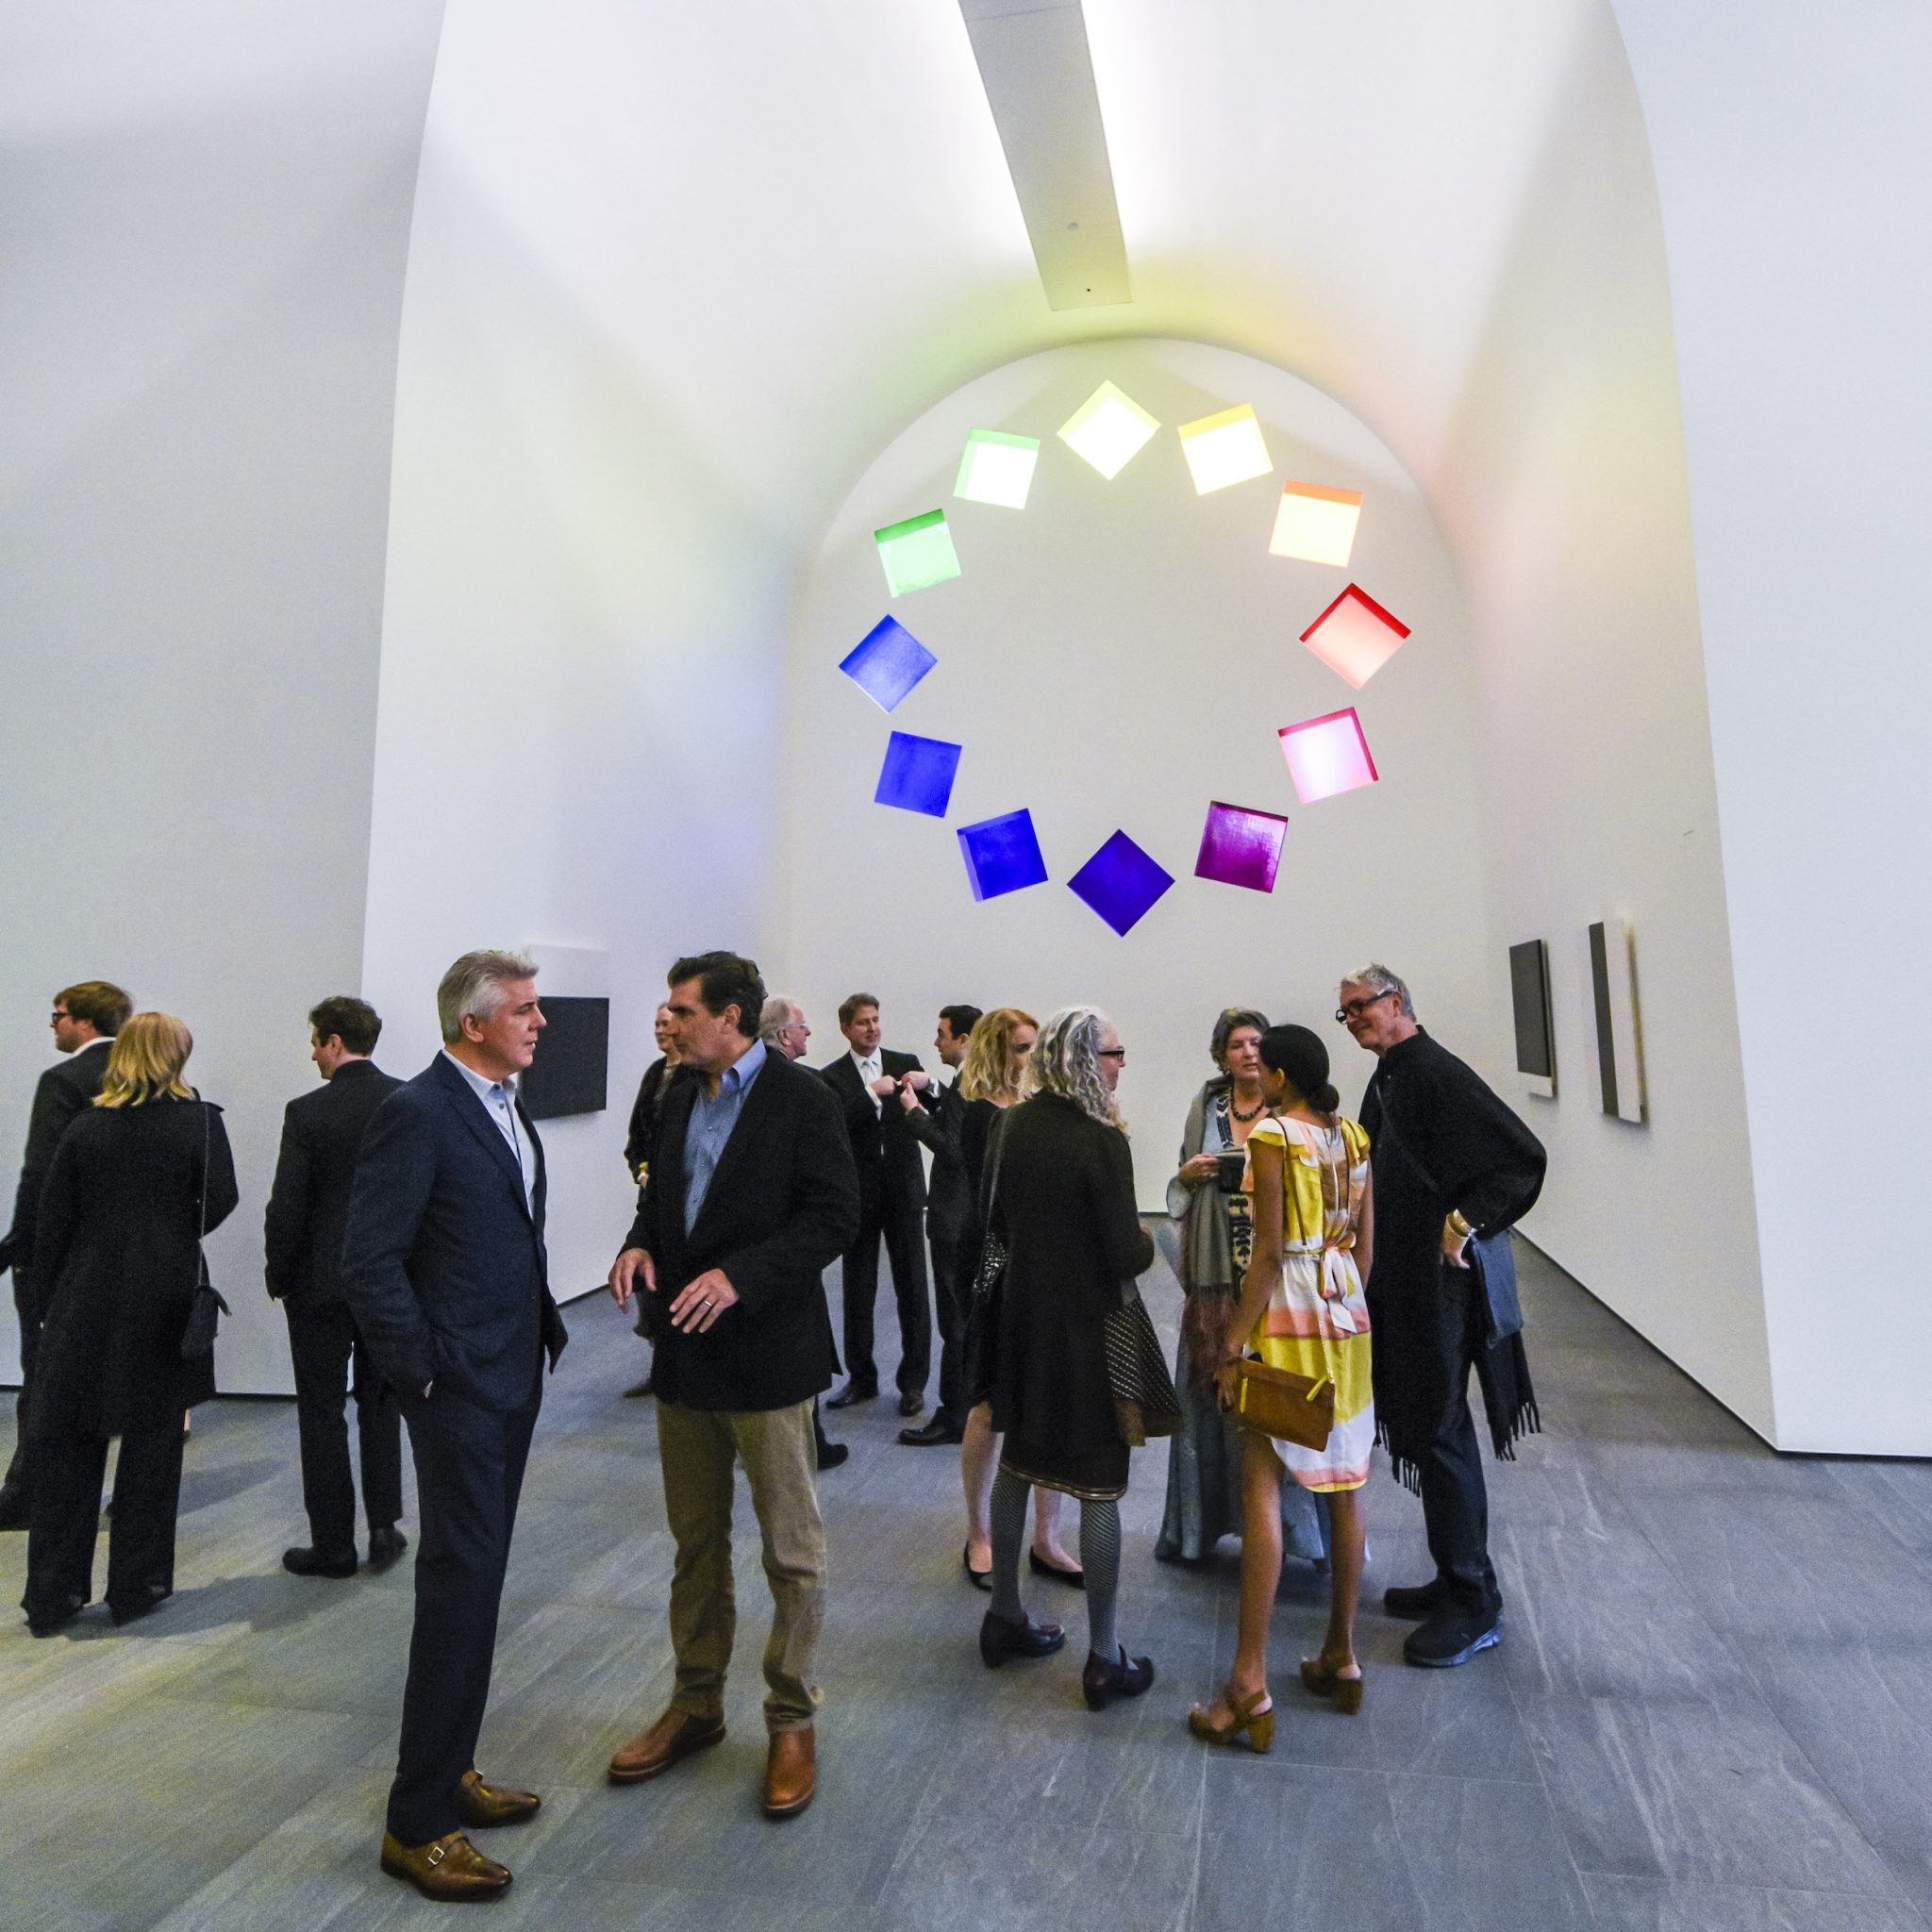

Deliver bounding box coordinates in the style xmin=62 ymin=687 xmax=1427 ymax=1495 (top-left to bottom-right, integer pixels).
xmin=1 ymin=950 xmax=1547 ymax=1904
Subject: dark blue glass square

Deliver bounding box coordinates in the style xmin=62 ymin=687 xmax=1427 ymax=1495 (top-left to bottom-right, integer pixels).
xmin=1068 ymin=830 xmax=1174 ymax=936
xmin=874 ymin=732 xmax=962 ymax=817
xmin=957 ymin=809 xmax=1049 ymax=901
xmin=838 ymin=616 xmax=937 ymax=713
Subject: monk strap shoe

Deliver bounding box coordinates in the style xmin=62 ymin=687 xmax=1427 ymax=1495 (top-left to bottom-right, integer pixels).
xmin=456 ymin=1770 xmax=541 ymax=1828
xmin=379 ymin=1829 xmax=511 ymax=1901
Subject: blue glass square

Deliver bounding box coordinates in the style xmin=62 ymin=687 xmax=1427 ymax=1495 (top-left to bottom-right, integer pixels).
xmin=1068 ymin=830 xmax=1174 ymax=936
xmin=838 ymin=616 xmax=937 ymax=713
xmin=957 ymin=809 xmax=1049 ymax=902
xmin=874 ymin=732 xmax=962 ymax=817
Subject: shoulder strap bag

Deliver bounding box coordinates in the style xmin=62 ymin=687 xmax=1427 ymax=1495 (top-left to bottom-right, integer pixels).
xmin=180 ymin=1101 xmax=230 ymax=1359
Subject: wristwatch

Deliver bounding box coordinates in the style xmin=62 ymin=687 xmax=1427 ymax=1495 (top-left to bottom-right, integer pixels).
xmin=1447 ymin=1208 xmax=1474 ymax=1241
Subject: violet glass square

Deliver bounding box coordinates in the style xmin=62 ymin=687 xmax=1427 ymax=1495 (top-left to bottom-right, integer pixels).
xmin=838 ymin=616 xmax=937 ymax=713
xmin=874 ymin=731 xmax=962 ymax=817
xmin=1068 ymin=830 xmax=1174 ymax=936
xmin=1194 ymin=801 xmax=1288 ymax=892
xmin=957 ymin=809 xmax=1048 ymax=901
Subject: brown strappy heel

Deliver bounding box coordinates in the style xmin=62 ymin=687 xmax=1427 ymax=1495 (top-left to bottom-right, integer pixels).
xmin=1187 ymin=1685 xmax=1275 ymax=1753
xmin=1299 ymin=1654 xmax=1365 ymax=1715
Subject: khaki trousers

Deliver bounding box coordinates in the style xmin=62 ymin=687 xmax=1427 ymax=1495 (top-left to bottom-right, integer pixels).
xmin=656 ymin=1395 xmax=825 ymax=1733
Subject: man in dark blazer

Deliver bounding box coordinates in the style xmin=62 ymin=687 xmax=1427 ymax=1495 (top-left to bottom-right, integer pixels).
xmin=607 ymin=952 xmax=858 ymax=1822
xmin=263 ymin=995 xmax=405 ymax=1577
xmin=0 ymin=978 xmax=132 ymax=1530
xmin=341 ymin=951 xmax=567 ymax=1904
xmin=820 ymin=992 xmax=932 ymax=1417
xmin=895 ymin=1003 xmax=982 ymax=1445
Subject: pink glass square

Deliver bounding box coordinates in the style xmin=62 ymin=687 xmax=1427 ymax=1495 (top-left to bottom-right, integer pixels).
xmin=1194 ymin=802 xmax=1288 ymax=892
xmin=1298 ymin=585 xmax=1409 ymax=691
xmin=1278 ymin=708 xmax=1378 ymax=804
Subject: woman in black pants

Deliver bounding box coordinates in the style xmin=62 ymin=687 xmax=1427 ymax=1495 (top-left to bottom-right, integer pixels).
xmin=978 ymin=1005 xmax=1158 ymax=1707
xmin=24 ymin=1013 xmax=238 ymax=1635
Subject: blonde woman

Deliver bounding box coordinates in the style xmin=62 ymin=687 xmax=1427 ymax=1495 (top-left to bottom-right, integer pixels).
xmin=25 ymin=1014 xmax=237 ymax=1636
xmin=953 ymin=1008 xmax=1079 ymax=1590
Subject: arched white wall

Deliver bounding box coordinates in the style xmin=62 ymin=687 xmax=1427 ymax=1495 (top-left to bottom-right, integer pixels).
xmin=779 ymin=338 xmax=1491 ymax=1191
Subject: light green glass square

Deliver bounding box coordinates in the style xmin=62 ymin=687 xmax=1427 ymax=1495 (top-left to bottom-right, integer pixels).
xmin=955 ymin=428 xmax=1041 ymax=509
xmin=874 ymin=508 xmax=961 ymax=596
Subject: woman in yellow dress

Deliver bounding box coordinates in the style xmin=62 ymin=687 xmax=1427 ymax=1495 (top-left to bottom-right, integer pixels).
xmin=1188 ymin=1024 xmax=1374 ymax=1748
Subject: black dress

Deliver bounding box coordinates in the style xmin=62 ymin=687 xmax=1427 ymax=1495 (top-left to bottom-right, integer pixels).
xmin=25 ymin=1095 xmax=238 ymax=1627
xmin=986 ymin=1093 xmax=1155 ymax=1500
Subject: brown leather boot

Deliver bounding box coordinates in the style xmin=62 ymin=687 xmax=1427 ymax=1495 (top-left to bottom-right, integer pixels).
xmin=761 ymin=1726 xmax=815 ymax=1818
xmin=379 ymin=1829 xmax=511 ymax=1901
xmin=456 ymin=1769 xmax=541 ymax=1827
xmin=608 ymin=1707 xmax=726 ymax=1784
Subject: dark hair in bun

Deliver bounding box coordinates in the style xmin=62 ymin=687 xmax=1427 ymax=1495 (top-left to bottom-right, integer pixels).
xmin=1258 ymin=1024 xmax=1340 ymax=1118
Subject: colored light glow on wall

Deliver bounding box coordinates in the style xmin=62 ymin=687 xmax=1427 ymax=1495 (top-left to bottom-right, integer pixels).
xmin=1269 ymin=481 xmax=1363 ymax=567
xmin=1278 ymin=708 xmax=1378 ymax=804
xmin=958 ymin=809 xmax=1049 ymax=900
xmin=1058 ymin=380 xmax=1159 ymax=480
xmin=874 ymin=509 xmax=961 ymax=596
xmin=874 ymin=731 xmax=962 ymax=817
xmin=1298 ymin=584 xmax=1410 ymax=690
xmin=1177 ymin=404 xmax=1273 ymax=494
xmin=955 ymin=429 xmax=1041 ymax=509
xmin=1068 ymin=830 xmax=1174 ymax=936
xmin=1194 ymin=802 xmax=1289 ymax=892
xmin=838 ymin=616 xmax=937 ymax=712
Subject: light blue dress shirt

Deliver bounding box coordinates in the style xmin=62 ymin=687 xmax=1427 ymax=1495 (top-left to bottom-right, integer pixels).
xmin=683 ymin=1038 xmax=766 ymax=1234
xmin=442 ymin=1050 xmax=537 ymax=1213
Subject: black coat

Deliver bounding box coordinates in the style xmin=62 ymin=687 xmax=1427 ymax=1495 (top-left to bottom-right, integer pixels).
xmin=819 ymin=1050 xmax=927 ymax=1209
xmin=902 ymin=1076 xmax=971 ymax=1245
xmin=2 ymin=1038 xmax=114 ymax=1300
xmin=341 ymin=1055 xmax=567 ymax=1414
xmin=30 ymin=1096 xmax=239 ymax=1439
xmin=262 ymin=1059 xmax=403 ymax=1307
xmin=623 ymin=1057 xmax=692 ymax=1181
xmin=986 ymin=1093 xmax=1154 ymax=1457
xmin=627 ymin=1050 xmax=859 ymax=1411
xmin=1359 ymin=1030 xmax=1547 ymax=1483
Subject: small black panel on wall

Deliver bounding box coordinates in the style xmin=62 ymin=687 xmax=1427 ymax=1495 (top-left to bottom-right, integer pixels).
xmin=522 ymin=995 xmax=609 ymax=1121
xmin=1508 ymin=940 xmax=1557 ymax=1099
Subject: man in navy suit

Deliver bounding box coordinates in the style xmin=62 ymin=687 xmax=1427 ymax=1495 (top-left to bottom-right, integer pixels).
xmin=342 ymin=951 xmax=568 ymax=1904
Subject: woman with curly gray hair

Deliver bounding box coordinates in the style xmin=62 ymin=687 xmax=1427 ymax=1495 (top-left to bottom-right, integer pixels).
xmin=977 ymin=1007 xmax=1159 ymax=1709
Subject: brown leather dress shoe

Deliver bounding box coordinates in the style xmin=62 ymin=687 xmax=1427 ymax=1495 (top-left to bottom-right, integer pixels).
xmin=761 ymin=1727 xmax=815 ymax=1819
xmin=379 ymin=1829 xmax=511 ymax=1901
xmin=457 ymin=1769 xmax=541 ymax=1828
xmin=608 ymin=1707 xmax=726 ymax=1785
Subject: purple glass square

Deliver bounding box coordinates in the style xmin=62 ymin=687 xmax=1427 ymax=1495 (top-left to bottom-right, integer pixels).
xmin=957 ymin=809 xmax=1048 ymax=901
xmin=838 ymin=616 xmax=936 ymax=713
xmin=1068 ymin=830 xmax=1174 ymax=936
xmin=1194 ymin=801 xmax=1289 ymax=893
xmin=874 ymin=732 xmax=962 ymax=817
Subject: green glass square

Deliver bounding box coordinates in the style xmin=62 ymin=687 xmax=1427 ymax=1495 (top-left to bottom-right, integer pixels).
xmin=874 ymin=508 xmax=961 ymax=597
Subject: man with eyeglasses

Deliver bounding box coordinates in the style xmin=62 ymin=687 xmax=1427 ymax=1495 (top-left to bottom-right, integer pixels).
xmin=0 ymin=980 xmax=134 ymax=1529
xmin=1337 ymin=963 xmax=1545 ymax=1670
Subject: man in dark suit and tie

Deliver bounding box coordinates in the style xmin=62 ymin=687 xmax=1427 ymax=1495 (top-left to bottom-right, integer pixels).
xmin=606 ymin=953 xmax=858 ymax=1820
xmin=342 ymin=951 xmax=568 ymax=1903
xmin=895 ymin=1004 xmax=982 ymax=1446
xmin=820 ymin=993 xmax=932 ymax=1418
xmin=0 ymin=979 xmax=133 ymax=1530
xmin=263 ymin=995 xmax=406 ymax=1578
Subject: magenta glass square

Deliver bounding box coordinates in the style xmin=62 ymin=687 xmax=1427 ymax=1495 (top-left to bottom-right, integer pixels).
xmin=838 ymin=616 xmax=937 ymax=713
xmin=1068 ymin=830 xmax=1174 ymax=936
xmin=1278 ymin=708 xmax=1378 ymax=804
xmin=874 ymin=731 xmax=961 ymax=817
xmin=958 ymin=809 xmax=1049 ymax=901
xmin=1194 ymin=801 xmax=1288 ymax=892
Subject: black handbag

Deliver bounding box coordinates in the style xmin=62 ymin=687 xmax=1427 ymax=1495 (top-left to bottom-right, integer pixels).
xmin=180 ymin=1101 xmax=227 ymax=1360
xmin=1104 ymin=1283 xmax=1183 ymax=1446
xmin=968 ymin=1111 xmax=1011 ymax=1314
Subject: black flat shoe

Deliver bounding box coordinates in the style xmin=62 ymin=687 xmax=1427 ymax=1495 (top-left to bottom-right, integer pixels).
xmin=1404 ymin=1607 xmax=1503 ymax=1669
xmin=283 ymin=1544 xmax=358 ymax=1579
xmin=979 ymin=1608 xmax=1065 ymax=1668
xmin=897 ymin=1391 xmax=925 ymax=1418
xmin=367 ymin=1525 xmax=408 ymax=1570
xmin=900 ymin=1417 xmax=962 ymax=1446
xmin=962 ymin=1545 xmax=993 ymax=1592
xmin=814 ymin=1437 xmax=850 ymax=1471
xmin=825 ymin=1381 xmax=877 ymax=1411
xmin=1082 ymin=1647 xmax=1156 ymax=1710
xmin=1028 ymin=1550 xmax=1085 ymax=1590
xmin=1383 ymin=1577 xmax=1451 ymax=1619
xmin=108 ymin=1582 xmax=172 ymax=1626
xmin=25 ymin=1593 xmax=86 ymax=1638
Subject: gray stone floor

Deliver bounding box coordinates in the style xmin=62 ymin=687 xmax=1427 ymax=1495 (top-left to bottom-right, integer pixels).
xmin=3 ymin=1236 xmax=1930 ymax=1930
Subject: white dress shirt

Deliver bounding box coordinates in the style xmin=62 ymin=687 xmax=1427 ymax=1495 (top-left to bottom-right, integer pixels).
xmin=850 ymin=1047 xmax=883 ymax=1114
xmin=442 ymin=1050 xmax=538 ymax=1212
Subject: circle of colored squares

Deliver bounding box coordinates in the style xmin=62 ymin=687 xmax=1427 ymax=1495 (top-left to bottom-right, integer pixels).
xmin=837 ymin=382 xmax=1412 ymax=936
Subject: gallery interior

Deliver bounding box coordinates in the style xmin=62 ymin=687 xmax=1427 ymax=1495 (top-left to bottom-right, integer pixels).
xmin=2 ymin=2 xmax=1928 ymax=1926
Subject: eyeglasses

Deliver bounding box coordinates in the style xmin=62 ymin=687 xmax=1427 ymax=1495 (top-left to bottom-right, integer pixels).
xmin=1096 ymin=1047 xmax=1127 ymax=1062
xmin=50 ymin=1009 xmax=71 ymax=1024
xmin=1335 ymin=990 xmax=1398 ymax=1024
